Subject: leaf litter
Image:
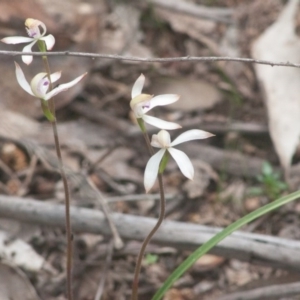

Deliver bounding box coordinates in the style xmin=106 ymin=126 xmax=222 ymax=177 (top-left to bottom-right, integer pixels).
xmin=1 ymin=0 xmax=300 ymax=299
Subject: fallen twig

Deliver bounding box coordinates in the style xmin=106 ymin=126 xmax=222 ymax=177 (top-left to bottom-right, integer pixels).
xmin=86 ymin=177 xmax=124 ymax=250
xmin=94 ymin=239 xmax=114 ymax=300
xmin=106 ymin=193 xmax=174 ymax=203
xmin=218 ymin=281 xmax=300 ymax=300
xmin=146 ymin=0 xmax=233 ymax=23
xmin=1 ymin=195 xmax=300 ymax=271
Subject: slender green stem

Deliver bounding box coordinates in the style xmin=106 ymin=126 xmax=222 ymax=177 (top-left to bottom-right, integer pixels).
xmin=41 ymin=51 xmax=73 ymax=300
xmin=131 ymin=131 xmax=166 ymax=300
xmin=143 ymin=131 xmax=154 ymax=155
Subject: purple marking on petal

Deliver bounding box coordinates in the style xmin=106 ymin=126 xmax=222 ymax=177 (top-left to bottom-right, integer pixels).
xmin=26 ymin=27 xmax=40 ymax=38
xmin=43 ymin=81 xmax=49 ymax=86
xmin=142 ymin=102 xmax=151 ymax=109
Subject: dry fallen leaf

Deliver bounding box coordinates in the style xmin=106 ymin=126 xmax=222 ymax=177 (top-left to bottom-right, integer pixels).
xmin=225 ymin=260 xmax=258 ymax=287
xmin=164 ymin=288 xmax=195 ymax=300
xmin=0 ymin=230 xmax=55 ymax=273
xmin=0 ymin=0 xmax=57 ymax=26
xmin=193 ymin=254 xmax=225 ymax=272
xmin=96 ymin=3 xmax=154 ymax=68
xmin=151 ymin=76 xmax=222 ymax=112
xmin=183 ymin=160 xmax=219 ymax=199
xmin=252 ymin=0 xmax=300 ymax=174
xmin=0 ymin=262 xmax=40 ymax=300
xmin=100 ymin=147 xmax=141 ymax=182
xmin=155 ymin=5 xmax=217 ymax=38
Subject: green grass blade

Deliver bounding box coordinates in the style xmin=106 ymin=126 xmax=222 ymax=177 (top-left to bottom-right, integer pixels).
xmin=152 ymin=190 xmax=300 ymax=300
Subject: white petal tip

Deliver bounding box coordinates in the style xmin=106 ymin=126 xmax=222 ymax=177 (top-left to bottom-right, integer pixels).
xmin=22 ymin=56 xmax=33 ymax=65
xmin=144 ymin=184 xmax=152 ymax=193
xmin=45 ymin=34 xmax=55 ymax=50
xmin=1 ymin=38 xmax=12 ymax=44
xmin=185 ymin=173 xmax=194 ymax=180
xmin=168 ymin=124 xmax=182 ymax=130
xmin=132 ymin=74 xmax=145 ymax=98
xmin=79 ymin=72 xmax=88 ymax=80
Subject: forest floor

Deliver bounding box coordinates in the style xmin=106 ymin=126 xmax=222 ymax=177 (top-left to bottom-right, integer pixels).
xmin=1 ymin=0 xmax=300 ymax=299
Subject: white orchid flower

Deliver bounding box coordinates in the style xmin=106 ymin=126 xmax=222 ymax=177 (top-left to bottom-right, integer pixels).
xmin=15 ymin=62 xmax=87 ymax=101
xmin=144 ymin=129 xmax=214 ymax=192
xmin=2 ymin=18 xmax=55 ymax=65
xmin=130 ymin=74 xmax=181 ymax=130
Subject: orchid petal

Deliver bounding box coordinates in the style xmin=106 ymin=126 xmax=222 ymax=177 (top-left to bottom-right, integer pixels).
xmin=22 ymin=40 xmax=36 ymax=52
xmin=1 ymin=37 xmax=33 ymax=44
xmin=14 ymin=62 xmax=34 ymax=96
xmin=150 ymin=134 xmax=161 ymax=148
xmin=37 ymin=20 xmax=47 ymax=36
xmin=142 ymin=115 xmax=181 ymax=130
xmin=50 ymin=71 xmax=62 ymax=83
xmin=131 ymin=74 xmax=145 ymax=98
xmin=144 ymin=149 xmax=166 ymax=193
xmin=171 ymin=129 xmax=215 ymax=146
xmin=30 ymin=73 xmax=49 ymax=98
xmin=44 ymin=73 xmax=87 ymax=101
xmin=143 ymin=94 xmax=179 ymax=114
xmin=168 ymin=148 xmax=194 ymax=180
xmin=40 ymin=34 xmax=55 ymax=50
xmin=22 ymin=55 xmax=33 ymax=65
xmin=22 ymin=40 xmax=37 ymax=65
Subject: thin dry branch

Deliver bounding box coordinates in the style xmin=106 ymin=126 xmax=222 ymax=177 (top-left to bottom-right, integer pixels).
xmin=1 ymin=51 xmax=300 ymax=68
xmin=94 ymin=239 xmax=114 ymax=300
xmin=86 ymin=177 xmax=124 ymax=250
xmin=218 ymin=281 xmax=300 ymax=300
xmin=147 ymin=0 xmax=233 ymax=23
xmin=1 ymin=195 xmax=300 ymax=271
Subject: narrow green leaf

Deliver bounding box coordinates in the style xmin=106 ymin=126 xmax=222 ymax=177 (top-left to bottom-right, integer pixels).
xmin=152 ymin=190 xmax=300 ymax=300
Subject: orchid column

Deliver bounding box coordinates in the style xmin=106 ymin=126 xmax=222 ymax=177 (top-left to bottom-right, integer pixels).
xmin=2 ymin=19 xmax=87 ymax=300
